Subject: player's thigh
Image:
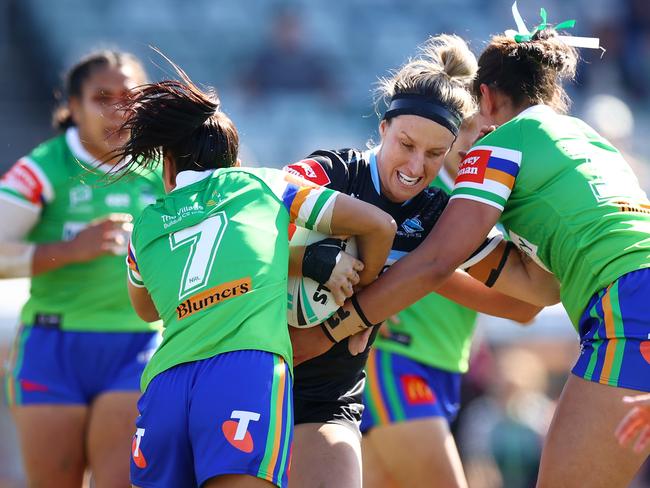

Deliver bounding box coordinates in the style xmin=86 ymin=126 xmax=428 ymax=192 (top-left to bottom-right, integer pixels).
xmin=87 ymin=391 xmax=140 ymax=488
xmin=364 ymin=417 xmax=467 ymax=488
xmin=11 ymin=404 xmax=87 ymax=488
xmin=290 ymin=422 xmax=362 ymax=488
xmin=361 ymin=435 xmax=399 ymax=488
xmin=537 ymin=374 xmax=650 ymax=488
xmin=204 ymin=474 xmax=276 ymax=487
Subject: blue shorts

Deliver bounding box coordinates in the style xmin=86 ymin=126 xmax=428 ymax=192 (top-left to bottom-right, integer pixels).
xmin=360 ymin=348 xmax=462 ymax=433
xmin=130 ymin=350 xmax=293 ymax=488
xmin=572 ymin=268 xmax=650 ymax=392
xmin=5 ymin=325 xmax=160 ymax=406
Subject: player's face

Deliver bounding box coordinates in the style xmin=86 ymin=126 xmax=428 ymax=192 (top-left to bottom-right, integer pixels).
xmin=377 ymin=115 xmax=454 ymax=203
xmin=70 ymin=64 xmax=144 ymax=160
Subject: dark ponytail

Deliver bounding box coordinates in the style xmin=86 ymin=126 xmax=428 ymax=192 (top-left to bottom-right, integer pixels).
xmin=473 ymin=29 xmax=578 ymax=113
xmin=52 ymin=50 xmax=147 ymax=131
xmin=112 ymin=57 xmax=239 ymax=174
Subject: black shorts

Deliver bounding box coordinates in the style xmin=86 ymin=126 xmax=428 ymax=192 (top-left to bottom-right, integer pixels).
xmin=293 ymin=328 xmax=380 ymax=434
xmin=293 ymin=373 xmax=365 ymax=435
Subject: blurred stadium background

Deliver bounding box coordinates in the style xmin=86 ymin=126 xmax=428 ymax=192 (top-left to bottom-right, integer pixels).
xmin=1 ymin=0 xmax=649 ymax=486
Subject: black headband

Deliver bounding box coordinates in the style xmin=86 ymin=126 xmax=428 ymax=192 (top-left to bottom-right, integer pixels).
xmin=383 ymin=94 xmax=462 ymax=136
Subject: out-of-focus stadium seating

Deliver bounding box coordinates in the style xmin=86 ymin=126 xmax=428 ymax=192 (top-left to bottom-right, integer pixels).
xmin=2 ymin=0 xmax=650 ymax=170
xmin=2 ymin=1 xmax=650 ymax=485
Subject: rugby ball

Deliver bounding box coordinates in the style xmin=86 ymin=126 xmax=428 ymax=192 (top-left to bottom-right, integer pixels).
xmin=287 ymin=227 xmax=357 ymax=328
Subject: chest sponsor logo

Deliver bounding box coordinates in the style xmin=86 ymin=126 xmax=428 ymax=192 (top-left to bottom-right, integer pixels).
xmin=400 ymin=217 xmax=424 ymax=235
xmin=105 ymin=193 xmax=131 ymax=208
xmin=285 ymin=159 xmax=331 ymax=186
xmin=132 ymin=428 xmax=147 ymax=468
xmin=401 ymin=375 xmax=436 ymax=406
xmin=69 ymin=185 xmax=92 ymax=207
xmin=161 ymin=203 xmax=205 ymax=229
xmin=176 ymin=277 xmax=251 ymax=320
xmin=222 ymin=410 xmax=260 ymax=453
xmin=455 ymin=149 xmax=491 ymax=184
xmin=1 ymin=160 xmax=43 ymax=204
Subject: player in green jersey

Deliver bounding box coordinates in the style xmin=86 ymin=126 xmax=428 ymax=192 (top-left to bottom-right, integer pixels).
xmin=115 ymin=60 xmax=396 ymax=488
xmin=1 ymin=51 xmax=164 ymax=488
xmin=322 ymin=16 xmax=650 ymax=488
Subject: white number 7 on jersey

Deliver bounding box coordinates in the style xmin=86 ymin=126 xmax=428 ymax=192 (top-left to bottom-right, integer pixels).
xmin=169 ymin=213 xmax=228 ymax=299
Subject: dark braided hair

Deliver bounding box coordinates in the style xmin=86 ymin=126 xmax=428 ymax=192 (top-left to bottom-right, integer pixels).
xmin=473 ymin=29 xmax=578 ymax=113
xmin=112 ymin=55 xmax=239 ymax=175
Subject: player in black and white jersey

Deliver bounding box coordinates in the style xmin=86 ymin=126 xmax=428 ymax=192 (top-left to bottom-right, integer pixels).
xmin=284 ymin=35 xmax=560 ymax=488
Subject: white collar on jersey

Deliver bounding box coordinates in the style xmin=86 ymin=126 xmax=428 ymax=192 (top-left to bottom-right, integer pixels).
xmin=173 ymin=170 xmax=214 ymax=191
xmin=367 ymin=145 xmax=419 ymax=207
xmin=517 ymin=104 xmax=555 ymax=118
xmin=366 ymin=146 xmax=382 ymax=194
xmin=65 ymin=127 xmax=128 ymax=173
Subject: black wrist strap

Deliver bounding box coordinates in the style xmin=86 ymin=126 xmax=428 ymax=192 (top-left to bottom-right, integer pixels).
xmin=302 ymin=238 xmax=343 ymax=284
xmin=350 ymin=295 xmax=377 ymax=328
xmin=485 ymin=241 xmax=515 ymax=287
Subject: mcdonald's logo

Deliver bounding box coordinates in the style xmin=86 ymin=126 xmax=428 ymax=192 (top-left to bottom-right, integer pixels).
xmin=401 ymin=375 xmax=436 ymax=406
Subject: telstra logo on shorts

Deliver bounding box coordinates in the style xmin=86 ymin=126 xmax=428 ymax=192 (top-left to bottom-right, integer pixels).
xmin=132 ymin=428 xmax=147 ymax=468
xmin=221 ymin=410 xmax=260 ymax=453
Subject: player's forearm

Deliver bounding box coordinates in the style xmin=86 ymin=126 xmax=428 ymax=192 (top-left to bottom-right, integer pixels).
xmin=0 ymin=197 xmax=40 ymax=278
xmin=357 ymin=248 xmax=454 ymax=324
xmin=355 ymin=221 xmax=395 ymax=286
xmin=320 ymin=254 xmax=449 ymax=343
xmin=288 ymin=246 xmax=305 ymax=277
xmin=491 ymin=251 xmax=560 ymax=307
xmin=328 ymin=194 xmax=396 ymax=286
xmin=0 ymin=241 xmax=35 ymax=278
xmin=127 ymin=281 xmax=160 ymax=322
xmin=437 ymin=271 xmax=542 ymax=322
xmin=32 ymin=241 xmax=82 ymax=275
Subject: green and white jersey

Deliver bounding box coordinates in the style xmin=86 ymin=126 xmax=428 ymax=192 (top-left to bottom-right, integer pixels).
xmin=0 ymin=128 xmax=164 ymax=331
xmin=375 ymin=168 xmax=478 ymax=373
xmin=451 ymin=105 xmax=650 ymax=327
xmin=127 ymin=167 xmax=338 ymax=390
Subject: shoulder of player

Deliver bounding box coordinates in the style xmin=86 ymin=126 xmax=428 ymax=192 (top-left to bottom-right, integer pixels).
xmin=290 ymin=148 xmax=366 ymax=179
xmin=465 ymin=121 xmax=525 ymax=170
xmin=29 ymin=132 xmax=77 ymax=179
xmin=0 ymin=133 xmax=67 ymax=206
xmin=214 ymin=167 xmax=300 ymax=207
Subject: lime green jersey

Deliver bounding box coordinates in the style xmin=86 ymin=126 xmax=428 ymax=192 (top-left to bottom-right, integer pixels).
xmin=374 ymin=168 xmax=478 ymax=372
xmin=451 ymin=105 xmax=650 ymax=327
xmin=0 ymin=128 xmax=164 ymax=331
xmin=127 ymin=167 xmax=338 ymax=390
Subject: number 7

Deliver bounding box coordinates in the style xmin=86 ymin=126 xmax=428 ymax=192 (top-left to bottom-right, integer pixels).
xmin=169 ymin=213 xmax=228 ymax=299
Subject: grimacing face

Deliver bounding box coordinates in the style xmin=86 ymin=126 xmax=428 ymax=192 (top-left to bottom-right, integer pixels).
xmin=376 ymin=114 xmax=455 ymax=203
xmin=70 ymin=63 xmax=145 ymax=160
